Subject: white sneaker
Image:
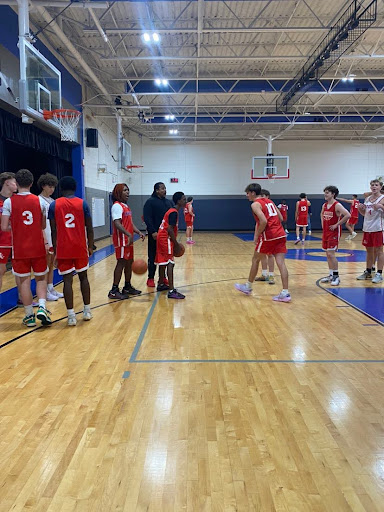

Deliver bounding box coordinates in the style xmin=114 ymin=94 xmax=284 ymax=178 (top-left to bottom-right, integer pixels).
xmin=308 ymin=230 xmax=312 ymax=235
xmin=351 ymin=232 xmax=357 ymax=239
xmin=53 ymin=289 xmax=64 ymax=298
xmin=345 ymin=235 xmax=352 ymax=241
xmin=83 ymin=310 xmax=93 ymax=321
xmin=320 ymin=276 xmax=332 ymax=283
xmin=372 ymin=273 xmax=383 ymax=284
xmin=47 ymin=291 xmax=59 ymax=301
xmin=285 ymin=229 xmax=289 ymax=234
xmin=68 ymin=316 xmax=77 ymax=326
xmin=331 ymin=276 xmax=340 ymax=286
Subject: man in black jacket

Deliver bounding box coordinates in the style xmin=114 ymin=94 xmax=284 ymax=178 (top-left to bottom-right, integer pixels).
xmin=143 ymin=182 xmax=173 ymax=287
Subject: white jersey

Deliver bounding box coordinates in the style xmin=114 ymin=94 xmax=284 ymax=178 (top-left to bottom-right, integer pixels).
xmin=39 ymin=194 xmax=54 ymax=246
xmin=363 ymin=194 xmax=384 ymax=232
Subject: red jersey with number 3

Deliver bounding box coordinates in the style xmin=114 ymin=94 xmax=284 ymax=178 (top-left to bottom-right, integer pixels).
xmin=0 ymin=196 xmax=12 ymax=247
xmin=54 ymin=197 xmax=88 ymax=259
xmin=157 ymin=207 xmax=178 ymax=243
xmin=10 ymin=194 xmax=45 ymax=259
xmin=254 ymin=198 xmax=286 ymax=241
xmin=296 ymin=199 xmax=309 ymax=225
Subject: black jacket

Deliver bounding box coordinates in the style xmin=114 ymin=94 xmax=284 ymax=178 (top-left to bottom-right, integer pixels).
xmin=143 ymin=193 xmax=173 ymax=235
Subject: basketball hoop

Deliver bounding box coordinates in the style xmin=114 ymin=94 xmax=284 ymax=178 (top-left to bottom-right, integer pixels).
xmin=43 ymin=109 xmax=82 ymax=142
xmin=267 ymin=173 xmax=276 ymax=184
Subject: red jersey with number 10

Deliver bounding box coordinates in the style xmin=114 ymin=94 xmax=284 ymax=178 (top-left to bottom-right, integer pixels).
xmin=10 ymin=194 xmax=45 ymax=259
xmin=54 ymin=197 xmax=88 ymax=259
xmin=254 ymin=198 xmax=286 ymax=241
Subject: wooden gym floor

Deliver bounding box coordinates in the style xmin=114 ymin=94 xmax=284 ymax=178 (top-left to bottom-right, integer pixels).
xmin=0 ymin=231 xmax=384 ymax=511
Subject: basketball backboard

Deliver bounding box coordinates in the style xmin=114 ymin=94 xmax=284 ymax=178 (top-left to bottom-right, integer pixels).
xmin=251 ymin=155 xmax=289 ymax=180
xmin=19 ymin=40 xmax=61 ymax=129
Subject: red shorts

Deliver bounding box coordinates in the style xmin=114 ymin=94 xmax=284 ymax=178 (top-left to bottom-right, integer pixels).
xmin=256 ymin=237 xmax=287 ymax=255
xmin=115 ymin=245 xmax=133 ymax=261
xmin=296 ymin=221 xmax=308 ymax=227
xmin=57 ymin=257 xmax=89 ymax=275
xmin=155 ymin=238 xmax=175 ymax=265
xmin=0 ymin=247 xmax=12 ymax=264
xmin=362 ymin=231 xmax=384 ymax=248
xmin=12 ymin=257 xmax=48 ymax=277
xmin=322 ymin=233 xmax=340 ymax=251
xmin=186 ymin=222 xmax=193 ymax=228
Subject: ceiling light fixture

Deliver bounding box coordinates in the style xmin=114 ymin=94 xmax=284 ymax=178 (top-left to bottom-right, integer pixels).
xmin=154 ymin=78 xmax=162 ymax=86
xmin=152 ymin=32 xmax=160 ymax=42
xmin=143 ymin=33 xmax=150 ymax=42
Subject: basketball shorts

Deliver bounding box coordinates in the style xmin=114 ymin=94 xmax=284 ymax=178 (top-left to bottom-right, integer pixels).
xmin=12 ymin=257 xmax=48 ymax=277
xmin=155 ymin=238 xmax=175 ymax=265
xmin=349 ymin=216 xmax=358 ymax=225
xmin=322 ymin=233 xmax=340 ymax=251
xmin=256 ymin=237 xmax=287 ymax=255
xmin=296 ymin=221 xmax=308 ymax=228
xmin=0 ymin=247 xmax=12 ymax=264
xmin=186 ymin=222 xmax=193 ymax=228
xmin=115 ymin=245 xmax=133 ymax=261
xmin=57 ymin=257 xmax=89 ymax=275
xmin=362 ymin=231 xmax=384 ymax=248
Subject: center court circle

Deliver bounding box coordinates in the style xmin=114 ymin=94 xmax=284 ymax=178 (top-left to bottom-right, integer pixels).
xmin=285 ymin=248 xmax=367 ymax=262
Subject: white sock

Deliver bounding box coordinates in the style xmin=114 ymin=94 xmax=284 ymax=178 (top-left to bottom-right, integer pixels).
xmin=38 ymin=299 xmax=46 ymax=308
xmin=261 ymin=270 xmax=268 ymax=276
xmin=84 ymin=304 xmax=91 ymax=313
xmin=245 ymin=281 xmax=252 ymax=289
xmin=48 ymin=283 xmax=54 ymax=292
xmin=24 ymin=304 xmax=33 ymax=316
xmin=282 ymin=289 xmax=289 ymax=295
xmin=268 ymin=272 xmax=274 ymax=277
xmin=67 ymin=308 xmax=75 ymax=317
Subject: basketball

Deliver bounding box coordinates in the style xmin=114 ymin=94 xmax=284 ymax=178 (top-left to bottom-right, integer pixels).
xmin=131 ymin=259 xmax=148 ymax=274
xmin=174 ymin=243 xmax=185 ymax=257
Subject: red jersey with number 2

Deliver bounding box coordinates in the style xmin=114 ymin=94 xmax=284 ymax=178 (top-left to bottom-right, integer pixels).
xmin=350 ymin=199 xmax=359 ymax=222
xmin=254 ymin=198 xmax=286 ymax=241
xmin=54 ymin=197 xmax=88 ymax=259
xmin=10 ymin=194 xmax=45 ymax=259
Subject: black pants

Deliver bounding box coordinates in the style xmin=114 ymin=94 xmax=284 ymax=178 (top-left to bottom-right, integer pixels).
xmin=147 ymin=234 xmax=157 ymax=279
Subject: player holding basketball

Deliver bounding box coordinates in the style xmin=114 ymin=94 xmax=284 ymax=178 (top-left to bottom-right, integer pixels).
xmin=0 ymin=172 xmax=17 ymax=292
xmin=295 ymin=193 xmax=311 ymax=244
xmin=356 ymin=179 xmax=384 ymax=283
xmin=184 ymin=196 xmax=195 ymax=244
xmin=49 ymin=177 xmax=94 ymax=326
xmin=108 ymin=183 xmax=145 ymax=300
xmin=156 ymin=191 xmax=187 ymax=299
xmin=320 ymin=186 xmax=350 ymax=286
xmin=338 ymin=195 xmax=360 ymax=240
xmin=1 ymin=169 xmax=51 ymax=327
xmin=235 ymin=183 xmax=291 ymax=302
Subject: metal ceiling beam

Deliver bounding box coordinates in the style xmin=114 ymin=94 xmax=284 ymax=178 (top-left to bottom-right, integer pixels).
xmin=111 ymin=75 xmax=384 ymax=81
xmin=102 ymin=54 xmax=384 ymax=62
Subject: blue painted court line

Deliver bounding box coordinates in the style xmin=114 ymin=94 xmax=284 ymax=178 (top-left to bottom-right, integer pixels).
xmin=129 ymin=292 xmax=159 ymax=363
xmin=326 ymin=287 xmax=384 ymax=325
xmin=122 ymin=371 xmax=131 ymax=379
xmin=134 ymin=359 xmax=384 ymax=364
xmin=0 ymin=243 xmax=116 ymax=317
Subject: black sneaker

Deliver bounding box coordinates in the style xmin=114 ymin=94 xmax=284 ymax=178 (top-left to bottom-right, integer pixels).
xmin=167 ymin=289 xmax=185 ymax=299
xmin=108 ymin=289 xmax=128 ymax=300
xmin=157 ymin=283 xmax=170 ymax=292
xmin=122 ymin=285 xmax=142 ymax=296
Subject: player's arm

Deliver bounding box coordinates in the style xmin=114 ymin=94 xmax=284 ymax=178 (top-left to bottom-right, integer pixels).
xmin=82 ymin=200 xmax=95 ymax=255
xmin=132 ymin=222 xmax=145 ymax=241
xmin=320 ymin=204 xmax=324 ymax=229
xmin=357 ymin=202 xmax=366 ymax=215
xmin=251 ymin=202 xmax=267 ymax=241
xmin=48 ymin=202 xmax=56 ymax=251
xmin=166 ymin=212 xmax=180 ymax=248
xmin=331 ymin=203 xmax=350 ymax=230
xmin=1 ymin=198 xmax=11 ymax=231
xmin=372 ymin=197 xmax=384 ymax=212
xmin=337 ymin=197 xmax=353 ymax=204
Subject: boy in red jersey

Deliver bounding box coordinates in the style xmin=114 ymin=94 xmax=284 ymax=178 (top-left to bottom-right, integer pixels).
xmin=1 ymin=169 xmax=51 ymax=327
xmin=184 ymin=196 xmax=195 ymax=244
xmin=156 ymin=191 xmax=187 ymax=299
xmin=235 ymin=183 xmax=291 ymax=302
xmin=49 ymin=176 xmax=94 ymax=326
xmin=295 ymin=193 xmax=311 ymax=244
xmin=337 ymin=195 xmax=360 ymax=240
xmin=254 ymin=189 xmax=275 ymax=284
xmin=320 ymin=186 xmax=350 ymax=286
xmin=0 ymin=172 xmax=17 ymax=292
xmin=108 ymin=183 xmax=145 ymax=300
xmin=277 ymin=199 xmax=289 ymax=233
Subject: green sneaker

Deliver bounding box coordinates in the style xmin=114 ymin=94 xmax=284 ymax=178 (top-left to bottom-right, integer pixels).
xmin=255 ymin=275 xmax=269 ymax=282
xmin=22 ymin=314 xmax=36 ymax=327
xmin=36 ymin=306 xmax=52 ymax=326
xmin=268 ymin=276 xmax=275 ymax=285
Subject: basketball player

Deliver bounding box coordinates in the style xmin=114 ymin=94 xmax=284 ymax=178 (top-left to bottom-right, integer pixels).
xmin=49 ymin=176 xmax=94 ymax=326
xmin=37 ymin=173 xmax=64 ymax=301
xmin=143 ymin=182 xmax=173 ymax=287
xmin=184 ymin=196 xmax=195 ymax=244
xmin=356 ymin=179 xmax=384 ymax=283
xmin=255 ymin=189 xmax=276 ymax=285
xmin=1 ymin=169 xmax=51 ymax=327
xmin=235 ymin=183 xmax=291 ymax=302
xmin=155 ymin=191 xmax=187 ymax=299
xmin=277 ymin=199 xmax=289 ymax=233
xmin=108 ymin=183 xmax=145 ymax=300
xmin=0 ymin=172 xmax=17 ymax=292
xmin=295 ymin=193 xmax=311 ymax=244
xmin=338 ymin=195 xmax=360 ymax=240
xmin=320 ymin=186 xmax=350 ymax=286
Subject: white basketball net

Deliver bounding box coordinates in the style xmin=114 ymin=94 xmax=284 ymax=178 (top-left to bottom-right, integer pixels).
xmin=52 ymin=110 xmax=81 ymax=142
xmin=267 ymin=173 xmax=276 ymax=184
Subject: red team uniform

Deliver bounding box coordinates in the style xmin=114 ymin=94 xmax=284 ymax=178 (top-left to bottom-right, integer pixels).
xmin=278 ymin=203 xmax=288 ymax=222
xmin=296 ymin=199 xmax=309 ymax=227
xmin=254 ymin=198 xmax=287 ymax=254
xmin=184 ymin=202 xmax=194 ymax=227
xmin=349 ymin=199 xmax=359 ymax=225
xmin=322 ymin=201 xmax=341 ymax=251
xmin=6 ymin=193 xmax=47 ymax=277
xmin=50 ymin=197 xmax=90 ymax=275
xmin=155 ymin=208 xmax=178 ymax=264
xmin=112 ymin=201 xmax=134 ymax=260
xmin=0 ymin=195 xmax=12 ymax=264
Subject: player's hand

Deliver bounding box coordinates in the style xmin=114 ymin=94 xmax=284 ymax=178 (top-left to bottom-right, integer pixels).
xmin=329 ymin=224 xmax=337 ymax=231
xmin=88 ymin=245 xmax=94 ymax=256
xmin=358 ymin=203 xmax=366 ymax=213
xmin=128 ymin=234 xmax=133 ymax=245
xmin=372 ymin=203 xmax=382 ymax=211
xmin=152 ymin=232 xmax=158 ymax=240
xmin=53 ymin=256 xmax=58 ymax=268
xmin=139 ymin=232 xmax=145 ymax=241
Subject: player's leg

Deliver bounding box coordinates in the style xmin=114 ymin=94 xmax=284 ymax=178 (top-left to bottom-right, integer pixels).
xmin=307 ymin=216 xmax=312 ymax=235
xmin=326 ymin=250 xmax=339 ymax=285
xmin=345 ymin=221 xmax=354 ymax=237
xmin=186 ymin=225 xmax=191 ymax=242
xmin=18 ymin=274 xmax=36 ymax=327
xmin=0 ymin=263 xmax=6 ymax=292
xmin=122 ymin=258 xmax=141 ymax=295
xmin=158 ymin=263 xmax=167 ymax=287
xmin=267 ymin=254 xmax=275 ymax=284
xmin=147 ymin=235 xmax=157 ymax=287
xmin=190 ymin=223 xmax=194 ymax=242
xmin=78 ymin=270 xmax=92 ymax=320
xmin=357 ymin=246 xmax=374 ymax=280
xmin=235 ymin=250 xmax=262 ymax=295
xmin=302 ymin=226 xmax=307 ymax=243
xmin=372 ymin=245 xmax=383 ymax=283
xmin=273 ymin=253 xmax=291 ymax=302
xmin=46 ymin=252 xmax=59 ymax=301
xmin=167 ymin=261 xmax=184 ymax=299
xmin=255 ymin=253 xmax=268 ymax=281
xmin=109 ymin=257 xmax=127 ymax=299
xmin=295 ymin=224 xmax=301 ymax=243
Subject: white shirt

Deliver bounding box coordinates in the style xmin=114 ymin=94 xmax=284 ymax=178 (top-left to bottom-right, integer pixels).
xmin=363 ymin=194 xmax=384 ymax=232
xmin=111 ymin=202 xmax=124 ymax=221
xmin=39 ymin=194 xmax=55 ymax=246
xmin=2 ymin=192 xmax=43 ymax=216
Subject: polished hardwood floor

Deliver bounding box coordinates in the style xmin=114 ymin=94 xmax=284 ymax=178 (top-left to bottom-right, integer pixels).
xmin=0 ymin=232 xmax=384 ymax=511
